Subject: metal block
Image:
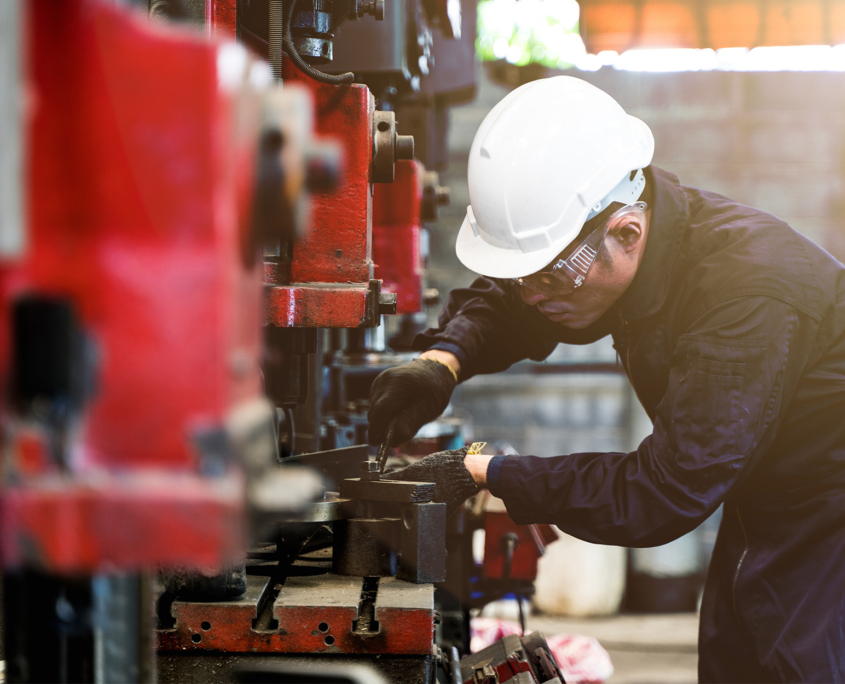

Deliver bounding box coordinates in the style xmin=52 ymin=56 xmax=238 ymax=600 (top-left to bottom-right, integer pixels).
xmin=340 ymin=478 xmax=435 ymax=503
xmin=397 ymin=503 xmax=447 ymax=584
xmin=333 ymin=518 xmax=400 ymax=577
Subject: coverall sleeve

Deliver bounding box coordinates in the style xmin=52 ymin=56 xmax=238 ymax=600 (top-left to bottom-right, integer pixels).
xmin=413 ymin=277 xmax=609 ymax=379
xmin=489 ymin=296 xmax=820 ymax=547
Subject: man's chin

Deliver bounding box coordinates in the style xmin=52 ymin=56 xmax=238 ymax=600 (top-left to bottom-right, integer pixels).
xmin=544 ymin=311 xmax=590 ymax=329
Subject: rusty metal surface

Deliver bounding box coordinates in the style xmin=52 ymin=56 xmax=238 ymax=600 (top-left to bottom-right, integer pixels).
xmin=157 ymin=572 xmax=436 ymax=655
xmin=266 ymin=283 xmax=373 ymax=328
xmin=157 ymin=652 xmax=435 ymax=684
xmin=281 ymin=72 xmax=374 ymax=286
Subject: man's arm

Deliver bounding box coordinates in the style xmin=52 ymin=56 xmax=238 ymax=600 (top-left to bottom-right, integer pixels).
xmin=480 ymin=296 xmax=820 ymax=547
xmin=414 ymin=277 xmax=611 ymax=381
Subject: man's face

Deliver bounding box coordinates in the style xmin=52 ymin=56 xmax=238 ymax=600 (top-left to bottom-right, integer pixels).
xmin=518 ymin=211 xmax=649 ymax=329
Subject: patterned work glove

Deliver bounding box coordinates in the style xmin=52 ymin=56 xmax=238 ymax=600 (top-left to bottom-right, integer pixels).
xmin=383 ymin=446 xmax=478 ymax=516
xmin=368 ymin=358 xmax=457 ymax=446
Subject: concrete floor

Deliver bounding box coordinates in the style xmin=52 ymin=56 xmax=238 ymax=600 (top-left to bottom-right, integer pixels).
xmin=526 ymin=613 xmax=699 ymax=684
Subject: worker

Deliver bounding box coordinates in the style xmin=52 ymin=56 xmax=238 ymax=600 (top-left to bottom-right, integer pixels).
xmin=368 ymin=76 xmax=845 ymax=682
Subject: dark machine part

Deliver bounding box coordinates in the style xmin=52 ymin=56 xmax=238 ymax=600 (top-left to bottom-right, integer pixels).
xmin=334 ymin=462 xmax=447 ymax=583
xmin=333 ymin=518 xmax=401 ymax=576
xmin=460 ymin=633 xmax=565 ymax=684
xmin=373 ymin=110 xmax=415 ymax=182
xmin=162 ymin=564 xmax=248 ymax=602
xmin=324 ymin=0 xmax=433 ymax=92
xmin=238 ymin=0 xmax=384 ymax=72
xmin=5 ymin=570 xmax=155 ymax=684
xmin=11 ymin=296 xmax=93 ymax=426
xmin=397 ymin=502 xmax=447 ymax=584
xmin=290 ymin=0 xmax=384 ymax=65
xmin=394 ymin=0 xmax=478 ymax=170
xmin=264 ymin=328 xmax=318 ymax=408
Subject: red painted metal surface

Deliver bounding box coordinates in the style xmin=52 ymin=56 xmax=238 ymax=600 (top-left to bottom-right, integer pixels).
xmin=283 ymin=66 xmax=374 ymax=285
xmin=3 ymin=473 xmax=244 ymax=573
xmin=264 ymin=60 xmax=376 ymax=329
xmin=372 ymin=160 xmax=424 ymax=314
xmin=0 ymin=0 xmax=264 ymax=571
xmin=206 ymin=0 xmax=238 ymax=36
xmin=483 ymin=514 xmax=558 ymax=581
xmin=158 ymin=575 xmax=435 ymax=655
xmin=266 ymin=284 xmax=373 ymax=328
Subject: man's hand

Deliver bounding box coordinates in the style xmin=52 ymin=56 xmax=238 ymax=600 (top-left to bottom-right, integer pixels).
xmin=367 ymin=353 xmax=460 ymax=446
xmin=383 ymin=446 xmax=479 ymax=516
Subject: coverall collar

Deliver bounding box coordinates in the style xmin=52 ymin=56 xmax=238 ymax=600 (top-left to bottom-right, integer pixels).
xmin=618 ymin=166 xmax=690 ymax=321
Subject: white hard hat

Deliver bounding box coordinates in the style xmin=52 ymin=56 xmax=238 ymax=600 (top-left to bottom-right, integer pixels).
xmin=456 ymin=76 xmax=654 ymax=279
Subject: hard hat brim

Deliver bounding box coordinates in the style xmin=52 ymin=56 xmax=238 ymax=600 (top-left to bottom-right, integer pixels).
xmin=455 ymin=214 xmax=567 ymax=279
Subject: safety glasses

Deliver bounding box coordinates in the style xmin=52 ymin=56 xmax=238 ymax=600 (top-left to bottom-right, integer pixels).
xmin=513 ymin=201 xmax=647 ymax=296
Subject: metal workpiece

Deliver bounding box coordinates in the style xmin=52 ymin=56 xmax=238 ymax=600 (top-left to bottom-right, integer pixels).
xmin=340 ymin=477 xmax=436 ymax=503
xmin=373 ymin=111 xmax=415 ymax=183
xmin=333 ymin=518 xmax=401 ymax=576
xmin=397 ymin=503 xmax=447 ymax=583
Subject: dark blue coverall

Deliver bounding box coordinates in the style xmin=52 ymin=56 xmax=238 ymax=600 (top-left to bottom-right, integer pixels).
xmin=416 ymin=166 xmax=845 ymax=682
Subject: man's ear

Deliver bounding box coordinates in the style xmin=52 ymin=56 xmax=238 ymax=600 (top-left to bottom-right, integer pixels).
xmin=609 ymin=216 xmax=645 ymax=254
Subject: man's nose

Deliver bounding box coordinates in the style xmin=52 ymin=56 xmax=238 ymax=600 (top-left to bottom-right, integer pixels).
xmin=519 ymin=287 xmax=550 ymax=306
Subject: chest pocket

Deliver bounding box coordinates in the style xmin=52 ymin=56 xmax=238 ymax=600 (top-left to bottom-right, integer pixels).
xmin=667 ymin=336 xmax=768 ymax=490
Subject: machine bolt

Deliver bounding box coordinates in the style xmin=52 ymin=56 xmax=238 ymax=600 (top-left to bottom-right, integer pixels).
xmin=361 ymin=460 xmax=380 ymax=481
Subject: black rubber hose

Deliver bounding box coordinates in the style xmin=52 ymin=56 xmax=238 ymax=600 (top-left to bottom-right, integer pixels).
xmin=283 ymin=0 xmax=355 ymax=84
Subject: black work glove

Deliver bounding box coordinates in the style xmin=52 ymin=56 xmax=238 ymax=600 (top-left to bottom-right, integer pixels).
xmin=367 ymin=358 xmax=457 ymax=446
xmin=383 ymin=446 xmax=478 ymax=516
